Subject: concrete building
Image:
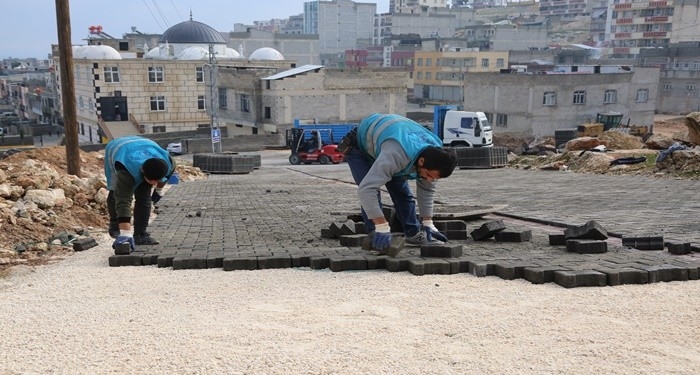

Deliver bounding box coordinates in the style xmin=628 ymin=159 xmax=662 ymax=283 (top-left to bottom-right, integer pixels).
xmin=639 ymin=42 xmax=700 ymax=115
xmin=413 ymin=50 xmax=509 ymax=102
xmin=229 ymin=27 xmax=320 ymax=65
xmin=463 ymin=66 xmax=660 ymax=136
xmin=215 ymin=64 xmax=409 ymax=132
xmin=52 ymin=18 xmax=249 ymax=144
xmin=303 ymin=0 xmax=377 ymax=54
xmin=391 ymin=0 xmax=448 ymax=13
xmin=539 ymin=0 xmax=595 ymax=17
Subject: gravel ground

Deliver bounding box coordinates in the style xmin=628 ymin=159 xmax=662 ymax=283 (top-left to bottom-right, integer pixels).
xmin=1 ymin=234 xmax=699 ymax=374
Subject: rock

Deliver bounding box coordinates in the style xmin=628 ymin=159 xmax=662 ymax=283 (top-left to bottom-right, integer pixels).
xmin=685 ymin=112 xmax=700 ymax=145
xmin=655 ymin=147 xmax=700 ymax=173
xmin=599 ymin=131 xmax=644 ymax=150
xmin=645 ymin=134 xmax=674 ymax=150
xmin=564 ymin=137 xmax=601 ymax=151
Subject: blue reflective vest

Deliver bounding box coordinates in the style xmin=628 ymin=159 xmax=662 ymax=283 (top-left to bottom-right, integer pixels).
xmin=357 ymin=114 xmax=442 ymax=178
xmin=104 ymin=136 xmax=172 ymax=190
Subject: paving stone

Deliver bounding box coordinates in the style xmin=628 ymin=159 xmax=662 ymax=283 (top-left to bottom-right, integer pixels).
xmin=566 ymin=239 xmax=608 ymax=254
xmin=141 ymin=253 xmax=159 ymax=266
xmin=420 ymin=243 xmax=463 ymax=258
xmin=522 ymin=266 xmax=570 ymax=284
xmin=173 ymin=256 xmax=207 ymax=270
xmin=329 ymin=256 xmax=367 ymax=272
xmin=692 ymin=243 xmax=700 ymax=252
xmin=364 ymin=254 xmax=388 ymax=269
xmin=549 ymin=234 xmax=567 ymax=246
xmin=339 ymin=221 xmax=357 ymax=236
xmin=206 ymin=253 xmax=224 ymax=269
xmin=444 ymin=258 xmax=469 ymax=274
xmin=222 ymin=257 xmax=257 ymax=271
xmin=309 ymin=256 xmax=330 ymax=270
xmin=564 ymin=220 xmax=608 ymax=240
xmin=594 ymin=267 xmax=649 ymax=286
xmin=108 ymin=254 xmax=142 ymax=267
xmin=339 ymin=234 xmax=365 ymax=247
xmin=408 ymin=258 xmax=452 ymax=275
xmin=494 ymin=261 xmax=538 ymax=280
xmin=554 ymin=270 xmax=607 ymax=288
xmin=291 ymin=254 xmax=311 ymax=268
xmin=666 ymin=241 xmax=692 ymax=255
xmin=468 ymin=260 xmax=496 ymax=277
xmin=320 ymin=228 xmax=336 ymax=239
xmin=156 ymin=254 xmax=175 ymax=268
xmin=385 ymin=257 xmax=410 ymax=272
xmin=494 ymin=230 xmax=532 ymax=243
xmin=73 ymin=237 xmax=98 ymax=252
xmin=354 ymin=221 xmax=368 ymax=234
xmin=258 ymin=255 xmax=292 ymax=269
xmin=470 ymin=220 xmax=506 ymax=241
xmin=328 ymin=222 xmax=344 ymax=238
xmin=114 ymin=243 xmax=132 ymax=255
xmin=633 ymin=264 xmax=689 ymax=283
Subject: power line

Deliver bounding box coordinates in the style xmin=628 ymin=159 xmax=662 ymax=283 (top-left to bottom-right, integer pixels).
xmin=169 ymin=0 xmax=186 ymax=22
xmin=151 ymin=0 xmax=171 ymax=28
xmin=141 ymin=0 xmax=165 ymax=31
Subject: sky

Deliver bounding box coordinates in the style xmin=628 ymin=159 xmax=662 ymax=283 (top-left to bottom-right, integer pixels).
xmin=0 ymin=0 xmax=390 ymax=59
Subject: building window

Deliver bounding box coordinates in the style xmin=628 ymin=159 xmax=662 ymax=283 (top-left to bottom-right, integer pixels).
xmin=75 ymin=67 xmax=81 ymax=81
xmin=426 ymin=58 xmax=432 ymax=67
xmin=78 ymin=96 xmax=84 ymax=109
xmin=573 ymin=56 xmax=584 ymax=64
xmin=417 ymin=72 xmax=423 ymax=79
xmin=417 ymin=58 xmax=423 ymax=66
xmin=496 ymin=58 xmax=505 ymax=68
xmin=264 ymin=106 xmax=271 ymax=119
xmin=104 ymin=67 xmax=120 ymax=83
xmin=150 ymin=96 xmax=166 ymax=111
xmin=636 ymin=89 xmax=649 ymax=102
xmin=496 ymin=114 xmax=508 ymax=127
xmin=604 ymin=90 xmax=617 ymax=104
xmin=481 ymin=58 xmax=489 ymax=68
xmin=661 ymin=83 xmax=672 ymax=91
xmin=239 ymin=94 xmax=250 ymax=112
xmin=148 ymin=66 xmax=164 ymax=82
xmin=426 ymin=72 xmax=432 ymax=80
xmin=543 ymin=92 xmax=556 ymax=106
xmin=196 ymin=67 xmax=204 ymax=82
xmin=686 ymin=83 xmax=696 ymax=92
xmin=573 ymin=90 xmax=586 ymax=104
xmin=218 ymin=88 xmax=227 ymax=108
xmin=152 ymin=125 xmax=166 ymax=133
xmin=197 ymin=95 xmax=205 ymax=110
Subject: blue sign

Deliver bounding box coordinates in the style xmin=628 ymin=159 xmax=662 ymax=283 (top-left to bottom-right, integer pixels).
xmin=211 ymin=128 xmax=221 ymax=142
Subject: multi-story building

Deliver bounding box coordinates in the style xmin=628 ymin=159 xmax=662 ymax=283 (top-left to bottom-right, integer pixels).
xmin=463 ymin=66 xmax=660 ymax=136
xmin=391 ymin=0 xmax=448 ymax=13
xmin=413 ymin=50 xmax=509 ymax=102
xmin=539 ymin=0 xmax=595 ymax=17
xmin=607 ymin=0 xmax=679 ymax=58
xmin=303 ymin=0 xmax=376 ymax=54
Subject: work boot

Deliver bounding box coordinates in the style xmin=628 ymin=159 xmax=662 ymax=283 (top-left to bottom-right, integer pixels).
xmin=108 ymin=223 xmax=120 ymax=239
xmin=405 ymin=230 xmax=444 ymax=247
xmin=134 ymin=232 xmax=160 ymax=245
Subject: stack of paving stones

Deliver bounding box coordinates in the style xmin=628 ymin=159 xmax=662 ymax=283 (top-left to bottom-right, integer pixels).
xmin=107 ymin=173 xmax=700 ymax=289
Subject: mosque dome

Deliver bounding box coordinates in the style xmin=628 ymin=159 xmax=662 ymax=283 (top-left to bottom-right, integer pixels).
xmin=222 ymin=48 xmax=241 ymax=59
xmin=249 ymin=47 xmax=284 ymax=61
xmin=72 ymin=45 xmax=122 ymax=59
xmin=177 ymin=46 xmax=211 ymax=60
xmin=159 ymin=19 xmax=226 ymax=44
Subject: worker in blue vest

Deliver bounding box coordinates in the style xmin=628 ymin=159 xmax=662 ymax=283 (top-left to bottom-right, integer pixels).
xmin=105 ymin=136 xmax=176 ymax=252
xmin=342 ymin=114 xmax=457 ymax=256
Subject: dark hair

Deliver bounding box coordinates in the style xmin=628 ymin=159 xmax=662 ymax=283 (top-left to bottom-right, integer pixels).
xmin=142 ymin=158 xmax=169 ymax=181
xmin=419 ymin=147 xmax=457 ymax=178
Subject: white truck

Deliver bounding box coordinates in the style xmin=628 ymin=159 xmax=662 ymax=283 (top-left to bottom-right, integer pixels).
xmin=432 ymin=105 xmax=493 ymax=148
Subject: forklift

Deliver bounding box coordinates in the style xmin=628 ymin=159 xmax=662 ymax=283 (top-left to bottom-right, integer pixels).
xmin=286 ymin=128 xmax=345 ymax=165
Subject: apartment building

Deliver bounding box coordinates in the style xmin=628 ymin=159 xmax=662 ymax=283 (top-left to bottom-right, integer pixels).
xmin=303 ymin=0 xmax=376 ymax=54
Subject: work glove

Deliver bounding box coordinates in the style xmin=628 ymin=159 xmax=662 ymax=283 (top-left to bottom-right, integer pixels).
xmin=372 ymin=222 xmax=392 ymax=250
xmin=422 ymin=220 xmax=448 ymax=242
xmin=151 ymin=188 xmax=163 ymax=203
xmin=168 ymin=173 xmax=180 ymax=185
xmin=112 ymin=234 xmax=135 ymax=251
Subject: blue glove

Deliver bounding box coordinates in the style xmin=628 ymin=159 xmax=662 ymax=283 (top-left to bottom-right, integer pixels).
xmin=372 ymin=223 xmax=392 ymax=250
xmin=168 ymin=173 xmax=180 ymax=185
xmin=151 ymin=189 xmax=163 ymax=203
xmin=112 ymin=235 xmax=135 ymax=251
xmin=422 ymin=220 xmax=448 ymax=242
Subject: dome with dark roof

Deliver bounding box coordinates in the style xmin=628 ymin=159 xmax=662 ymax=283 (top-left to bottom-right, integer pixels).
xmin=159 ymin=19 xmax=226 ymax=44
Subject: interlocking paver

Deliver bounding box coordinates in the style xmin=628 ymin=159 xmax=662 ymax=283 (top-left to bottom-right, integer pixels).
xmin=107 ymin=151 xmax=700 ymax=288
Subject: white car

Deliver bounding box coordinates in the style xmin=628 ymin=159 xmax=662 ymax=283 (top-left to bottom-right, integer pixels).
xmin=166 ymin=142 xmax=183 ymax=154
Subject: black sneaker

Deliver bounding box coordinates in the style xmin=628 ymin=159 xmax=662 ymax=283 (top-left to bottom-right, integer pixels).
xmin=134 ymin=233 xmax=160 ymax=245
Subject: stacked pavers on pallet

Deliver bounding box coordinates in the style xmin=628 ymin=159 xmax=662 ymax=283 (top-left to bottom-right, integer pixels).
xmin=192 ymin=153 xmax=260 ymax=174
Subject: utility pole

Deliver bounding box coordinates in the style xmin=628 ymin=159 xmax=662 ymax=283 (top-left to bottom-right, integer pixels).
xmin=55 ymin=0 xmax=80 ymax=176
xmin=206 ymin=44 xmax=221 ymax=153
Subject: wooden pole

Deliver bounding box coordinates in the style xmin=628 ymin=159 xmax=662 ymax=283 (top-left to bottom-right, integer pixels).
xmin=55 ymin=0 xmax=80 ymax=177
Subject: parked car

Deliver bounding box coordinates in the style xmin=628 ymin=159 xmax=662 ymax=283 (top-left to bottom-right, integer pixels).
xmin=166 ymin=142 xmax=183 ymax=155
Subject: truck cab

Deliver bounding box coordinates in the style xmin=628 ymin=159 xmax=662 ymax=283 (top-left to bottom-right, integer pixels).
xmin=433 ymin=105 xmax=493 ymax=148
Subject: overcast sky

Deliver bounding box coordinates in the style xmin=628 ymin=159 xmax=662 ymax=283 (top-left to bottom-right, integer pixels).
xmin=1 ymin=0 xmax=390 ymax=59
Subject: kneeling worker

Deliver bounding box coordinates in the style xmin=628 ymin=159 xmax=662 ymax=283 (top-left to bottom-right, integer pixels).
xmin=105 ymin=136 xmax=176 ymax=252
xmin=342 ymin=113 xmax=457 ymax=256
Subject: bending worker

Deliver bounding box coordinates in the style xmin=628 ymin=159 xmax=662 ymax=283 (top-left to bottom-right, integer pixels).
xmin=344 ymin=113 xmax=457 ymax=256
xmin=105 ymin=136 xmax=176 ymax=252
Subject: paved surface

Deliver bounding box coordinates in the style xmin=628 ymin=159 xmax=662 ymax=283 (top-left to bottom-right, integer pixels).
xmin=109 ymin=150 xmax=700 ymax=288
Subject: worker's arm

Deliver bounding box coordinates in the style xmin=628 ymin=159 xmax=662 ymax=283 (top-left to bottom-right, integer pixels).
xmin=357 ymin=140 xmax=410 ymax=225
xmin=416 ymin=176 xmax=437 ymax=220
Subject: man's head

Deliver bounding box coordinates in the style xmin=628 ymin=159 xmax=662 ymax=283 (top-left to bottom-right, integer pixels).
xmin=416 ymin=147 xmax=457 ymax=182
xmin=142 ymin=158 xmax=169 ymax=185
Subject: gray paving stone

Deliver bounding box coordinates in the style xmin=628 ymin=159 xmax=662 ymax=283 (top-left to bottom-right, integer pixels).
xmin=385 ymin=257 xmax=410 ymax=272
xmin=408 ymin=258 xmax=452 ymax=275
xmin=594 ymin=267 xmax=649 ymax=286
xmin=554 ymin=270 xmax=607 ymax=288
xmin=468 ymin=260 xmax=496 ymax=277
xmin=666 ymin=241 xmax=692 ymax=255
xmin=564 ymin=221 xmax=608 ymax=240
xmin=108 ymin=254 xmax=142 ymax=267
xmin=549 ymin=234 xmax=566 ymax=246
xmin=566 ymin=239 xmax=608 ymax=254
xmin=329 ymin=256 xmax=368 ymax=272
xmin=494 ymin=261 xmax=539 ymax=280
xmin=73 ymin=237 xmax=98 ymax=252
xmin=339 ymin=234 xmax=365 ymax=247
xmin=470 ymin=220 xmax=506 ymax=241
xmin=258 ymin=255 xmax=292 ymax=269
xmin=495 ymin=230 xmax=532 ymax=243
xmin=522 ymin=266 xmax=571 ymax=284
xmin=309 ymin=256 xmax=330 ymax=270
xmin=420 ymin=243 xmax=463 ymax=258
xmin=633 ymin=264 xmax=689 ymax=283
xmin=222 ymin=257 xmax=257 ymax=271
